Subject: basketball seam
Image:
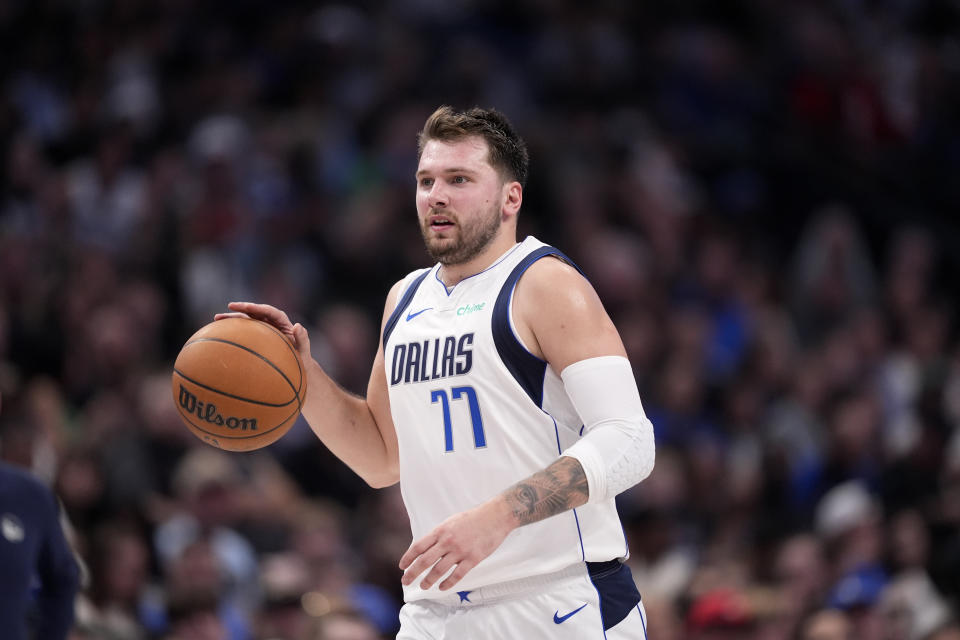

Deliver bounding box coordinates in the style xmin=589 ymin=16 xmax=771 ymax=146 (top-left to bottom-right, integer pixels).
xmin=181 ymin=337 xmax=300 ymax=403
xmin=256 ymin=321 xmax=305 ymax=398
xmin=173 ymin=369 xmax=297 ymax=408
xmin=175 ymin=403 xmax=301 ymax=439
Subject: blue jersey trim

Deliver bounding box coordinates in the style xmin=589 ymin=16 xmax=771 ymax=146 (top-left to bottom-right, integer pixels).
xmin=552 ymin=416 xmax=563 ymax=453
xmin=491 ymin=245 xmax=584 ymax=407
xmin=433 ymin=269 xmax=453 ymax=296
xmin=573 ymin=508 xmax=586 ymax=562
xmin=382 ymin=270 xmax=431 ymax=348
xmin=552 ymin=415 xmax=587 ymax=562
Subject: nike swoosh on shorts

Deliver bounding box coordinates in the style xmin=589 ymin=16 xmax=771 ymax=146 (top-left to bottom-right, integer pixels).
xmin=553 ymin=603 xmax=588 ymax=624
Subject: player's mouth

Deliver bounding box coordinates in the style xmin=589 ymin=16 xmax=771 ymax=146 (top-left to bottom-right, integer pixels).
xmin=428 ymin=215 xmax=455 ymax=230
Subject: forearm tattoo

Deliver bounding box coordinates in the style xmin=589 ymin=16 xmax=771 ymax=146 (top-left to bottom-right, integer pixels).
xmin=504 ymin=456 xmax=589 ymax=526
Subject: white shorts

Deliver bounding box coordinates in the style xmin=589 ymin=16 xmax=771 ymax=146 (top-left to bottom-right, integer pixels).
xmin=397 ymin=561 xmax=648 ymax=639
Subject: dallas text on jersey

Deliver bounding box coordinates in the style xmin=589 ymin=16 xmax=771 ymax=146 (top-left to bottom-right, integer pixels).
xmin=390 ymin=333 xmax=474 ymax=385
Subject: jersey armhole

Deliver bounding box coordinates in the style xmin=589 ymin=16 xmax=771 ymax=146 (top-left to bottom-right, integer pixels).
xmin=382 ymin=269 xmax=431 ymax=348
xmin=492 ymin=247 xmax=585 ymax=407
xmin=507 ymin=253 xmax=584 ymax=359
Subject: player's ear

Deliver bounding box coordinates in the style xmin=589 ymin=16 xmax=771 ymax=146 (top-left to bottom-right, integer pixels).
xmin=502 ymin=181 xmax=522 ymax=219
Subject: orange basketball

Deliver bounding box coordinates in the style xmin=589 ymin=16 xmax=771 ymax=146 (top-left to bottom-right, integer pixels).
xmin=171 ymin=317 xmax=306 ymax=451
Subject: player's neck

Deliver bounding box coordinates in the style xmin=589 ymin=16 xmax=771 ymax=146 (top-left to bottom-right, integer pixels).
xmin=438 ymin=233 xmax=519 ymax=287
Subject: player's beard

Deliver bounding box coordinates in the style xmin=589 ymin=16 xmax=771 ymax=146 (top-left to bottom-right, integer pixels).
xmin=421 ymin=204 xmax=501 ymax=266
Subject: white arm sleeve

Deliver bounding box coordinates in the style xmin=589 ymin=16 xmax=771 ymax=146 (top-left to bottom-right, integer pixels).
xmin=560 ymin=355 xmax=655 ymax=503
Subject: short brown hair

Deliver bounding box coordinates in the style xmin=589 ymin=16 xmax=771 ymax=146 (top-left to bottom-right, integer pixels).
xmin=418 ymin=106 xmax=529 ymax=187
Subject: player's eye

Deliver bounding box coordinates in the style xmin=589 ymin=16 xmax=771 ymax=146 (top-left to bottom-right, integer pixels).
xmin=419 ymin=177 xmax=434 ymax=188
xmin=452 ymin=175 xmax=467 ymax=184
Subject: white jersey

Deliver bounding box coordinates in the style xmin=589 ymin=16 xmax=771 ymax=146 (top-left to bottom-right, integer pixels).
xmin=383 ymin=236 xmax=628 ymax=602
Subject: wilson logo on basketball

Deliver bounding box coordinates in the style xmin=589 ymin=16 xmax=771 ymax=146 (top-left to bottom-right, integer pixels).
xmin=178 ymin=385 xmax=259 ymax=431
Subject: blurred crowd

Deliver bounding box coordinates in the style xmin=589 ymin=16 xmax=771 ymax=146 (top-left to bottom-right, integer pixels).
xmin=2 ymin=0 xmax=960 ymax=639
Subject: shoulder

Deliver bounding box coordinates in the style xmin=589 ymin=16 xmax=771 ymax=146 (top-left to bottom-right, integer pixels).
xmin=0 ymin=462 xmax=43 ymax=492
xmin=383 ymin=268 xmax=430 ymax=319
xmin=0 ymin=463 xmax=57 ymax=512
xmin=380 ymin=268 xmax=433 ymax=343
xmin=386 ymin=278 xmax=406 ymax=307
xmin=378 ymin=279 xmax=407 ymax=337
xmin=393 ymin=267 xmax=433 ymax=304
xmin=514 ymin=253 xmax=594 ymax=310
xmin=512 ymin=250 xmax=625 ymax=371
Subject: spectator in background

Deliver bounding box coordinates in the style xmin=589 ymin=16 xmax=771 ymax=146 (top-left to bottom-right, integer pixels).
xmin=789 ymin=205 xmax=877 ymax=346
xmin=799 ymin=608 xmax=853 ymax=640
xmin=815 ymin=481 xmax=885 ymax=583
xmin=0 ymin=393 xmax=80 ymax=640
xmin=816 ymin=481 xmax=888 ymax=640
xmin=773 ymin=533 xmax=830 ymax=631
xmin=927 ymin=624 xmax=960 ymax=640
xmin=83 ymin=519 xmax=155 ymax=640
xmin=161 ymin=538 xmax=250 ymax=640
xmin=255 ymin=552 xmax=316 ymax=640
xmin=309 ymin=606 xmax=381 ymax=640
xmin=162 ymin=587 xmax=227 ymax=640
xmin=154 ymin=448 xmax=260 ymax=617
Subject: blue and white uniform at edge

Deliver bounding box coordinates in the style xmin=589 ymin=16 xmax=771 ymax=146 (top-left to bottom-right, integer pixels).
xmin=384 ymin=236 xmax=648 ymax=639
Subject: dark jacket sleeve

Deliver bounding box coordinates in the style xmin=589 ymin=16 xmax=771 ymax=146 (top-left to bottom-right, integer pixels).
xmin=33 ymin=487 xmax=80 ymax=640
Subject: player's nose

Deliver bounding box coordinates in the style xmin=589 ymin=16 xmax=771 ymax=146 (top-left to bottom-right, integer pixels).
xmin=427 ymin=181 xmax=448 ymax=208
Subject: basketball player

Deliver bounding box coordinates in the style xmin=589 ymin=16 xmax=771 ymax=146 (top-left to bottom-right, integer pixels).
xmin=220 ymin=106 xmax=656 ymax=638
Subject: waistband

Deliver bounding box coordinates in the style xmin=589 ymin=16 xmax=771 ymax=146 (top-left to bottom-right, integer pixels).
xmin=414 ymin=560 xmax=623 ymax=608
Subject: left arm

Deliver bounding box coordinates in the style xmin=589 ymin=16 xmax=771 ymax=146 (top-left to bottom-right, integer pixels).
xmin=400 ymin=257 xmax=654 ymax=590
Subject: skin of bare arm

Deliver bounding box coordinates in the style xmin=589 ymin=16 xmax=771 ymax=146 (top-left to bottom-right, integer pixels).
xmin=217 ymin=279 xmax=404 ymax=488
xmin=398 ymin=257 xmax=629 ymax=590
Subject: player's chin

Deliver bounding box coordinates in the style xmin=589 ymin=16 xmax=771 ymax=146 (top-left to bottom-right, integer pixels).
xmin=424 ymin=233 xmax=457 ymax=251
xmin=425 ymin=240 xmax=463 ymax=264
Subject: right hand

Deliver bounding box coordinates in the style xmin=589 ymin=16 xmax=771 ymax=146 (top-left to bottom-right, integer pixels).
xmin=215 ymin=302 xmax=312 ymax=363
